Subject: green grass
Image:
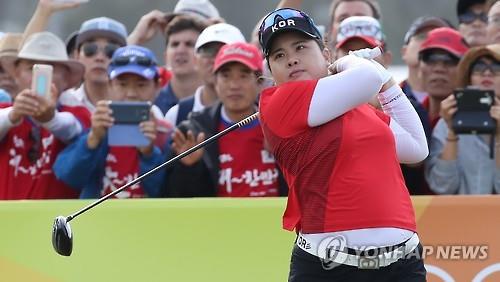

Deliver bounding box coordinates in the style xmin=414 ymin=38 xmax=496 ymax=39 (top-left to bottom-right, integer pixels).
xmin=0 ymin=198 xmax=294 ymax=282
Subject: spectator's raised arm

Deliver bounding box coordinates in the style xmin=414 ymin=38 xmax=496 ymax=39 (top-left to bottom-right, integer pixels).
xmin=22 ymin=0 xmax=82 ymax=44
xmin=128 ymin=10 xmax=168 ymax=46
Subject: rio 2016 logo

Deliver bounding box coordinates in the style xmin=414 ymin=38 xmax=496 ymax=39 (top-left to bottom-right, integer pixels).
xmin=426 ymin=263 xmax=500 ymax=282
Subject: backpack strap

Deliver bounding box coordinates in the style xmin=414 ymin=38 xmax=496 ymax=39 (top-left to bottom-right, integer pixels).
xmin=175 ymin=96 xmax=195 ymax=125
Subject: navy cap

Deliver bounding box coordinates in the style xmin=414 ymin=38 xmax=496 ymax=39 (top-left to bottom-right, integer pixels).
xmin=108 ymin=45 xmax=159 ymax=80
xmin=259 ymin=8 xmax=322 ymax=57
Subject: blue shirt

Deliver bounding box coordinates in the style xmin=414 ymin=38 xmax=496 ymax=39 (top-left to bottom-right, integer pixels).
xmin=154 ymin=83 xmax=179 ymax=115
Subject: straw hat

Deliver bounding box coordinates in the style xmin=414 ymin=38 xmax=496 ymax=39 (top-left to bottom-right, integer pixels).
xmin=3 ymin=32 xmax=84 ymax=90
xmin=456 ymin=44 xmax=500 ymax=88
xmin=0 ymin=33 xmax=22 ymax=70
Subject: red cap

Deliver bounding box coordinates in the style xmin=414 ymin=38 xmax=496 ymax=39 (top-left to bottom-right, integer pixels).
xmin=419 ymin=27 xmax=469 ymax=58
xmin=213 ymin=42 xmax=263 ymax=73
xmin=336 ymin=36 xmax=381 ymax=49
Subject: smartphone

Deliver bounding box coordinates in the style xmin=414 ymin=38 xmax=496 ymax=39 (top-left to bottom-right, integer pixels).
xmin=108 ymin=101 xmax=152 ymax=147
xmin=31 ymin=64 xmax=53 ymax=97
xmin=109 ymin=101 xmax=151 ymax=124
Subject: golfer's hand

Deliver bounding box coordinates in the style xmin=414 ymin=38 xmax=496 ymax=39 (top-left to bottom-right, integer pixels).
xmin=171 ymin=128 xmax=205 ymax=166
xmin=329 ymin=54 xmax=372 ymax=74
xmin=348 ymin=47 xmax=382 ymax=60
xmin=348 ymin=47 xmax=394 ymax=90
xmin=87 ymin=100 xmax=113 ymax=149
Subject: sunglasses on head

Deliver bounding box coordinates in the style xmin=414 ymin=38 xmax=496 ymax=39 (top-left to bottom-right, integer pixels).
xmin=338 ymin=24 xmax=382 ymax=40
xmin=260 ymin=9 xmax=306 ymax=33
xmin=458 ymin=11 xmax=488 ymax=24
xmin=471 ymin=60 xmax=500 ymax=75
xmin=82 ymin=42 xmax=119 ymax=59
xmin=111 ymin=55 xmax=156 ymax=67
xmin=259 ymin=8 xmax=321 ymax=55
xmin=421 ymin=52 xmax=459 ymax=67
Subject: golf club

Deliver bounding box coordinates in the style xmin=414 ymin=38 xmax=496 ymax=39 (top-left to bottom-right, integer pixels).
xmin=52 ymin=112 xmax=260 ymax=256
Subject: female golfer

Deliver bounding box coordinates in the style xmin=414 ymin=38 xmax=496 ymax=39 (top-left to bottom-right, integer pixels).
xmin=258 ymin=8 xmax=428 ymax=281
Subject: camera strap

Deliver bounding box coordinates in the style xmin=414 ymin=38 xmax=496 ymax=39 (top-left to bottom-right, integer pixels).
xmin=490 ymin=134 xmax=495 ymax=159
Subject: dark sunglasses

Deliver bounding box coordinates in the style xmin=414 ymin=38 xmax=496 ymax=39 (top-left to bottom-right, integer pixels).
xmin=82 ymin=42 xmax=119 ymax=59
xmin=27 ymin=126 xmax=40 ymax=163
xmin=458 ymin=11 xmax=488 ymax=24
xmin=421 ymin=52 xmax=459 ymax=67
xmin=471 ymin=60 xmax=500 ymax=75
xmin=110 ymin=55 xmax=156 ymax=67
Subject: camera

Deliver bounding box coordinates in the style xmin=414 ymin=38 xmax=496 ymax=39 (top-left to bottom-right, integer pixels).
xmin=452 ymin=88 xmax=496 ymax=134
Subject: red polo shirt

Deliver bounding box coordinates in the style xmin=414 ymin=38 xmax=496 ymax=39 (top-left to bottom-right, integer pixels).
xmin=259 ymin=80 xmax=416 ymax=233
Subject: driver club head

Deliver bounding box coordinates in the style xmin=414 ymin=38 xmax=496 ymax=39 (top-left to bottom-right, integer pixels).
xmin=52 ymin=216 xmax=73 ymax=256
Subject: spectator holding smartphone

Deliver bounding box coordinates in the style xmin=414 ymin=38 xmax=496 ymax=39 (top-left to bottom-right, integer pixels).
xmin=54 ymin=45 xmax=168 ymax=198
xmin=164 ymin=42 xmax=287 ymax=197
xmin=426 ymin=44 xmax=500 ymax=194
xmin=16 ymin=0 xmax=127 ymax=112
xmin=0 ymin=32 xmax=89 ymax=199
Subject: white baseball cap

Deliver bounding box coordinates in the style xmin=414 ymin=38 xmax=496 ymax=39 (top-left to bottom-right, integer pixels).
xmin=336 ymin=16 xmax=385 ymax=49
xmin=195 ymin=23 xmax=246 ymax=52
xmin=174 ymin=0 xmax=220 ymax=20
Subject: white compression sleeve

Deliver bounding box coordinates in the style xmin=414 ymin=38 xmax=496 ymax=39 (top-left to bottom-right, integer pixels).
xmin=0 ymin=107 xmax=21 ymax=141
xmin=379 ymin=84 xmax=429 ymax=163
xmin=308 ymin=56 xmax=384 ymax=127
xmin=41 ymin=111 xmax=83 ymax=143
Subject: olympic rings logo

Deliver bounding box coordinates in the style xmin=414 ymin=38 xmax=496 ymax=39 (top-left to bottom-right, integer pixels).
xmin=426 ymin=263 xmax=500 ymax=281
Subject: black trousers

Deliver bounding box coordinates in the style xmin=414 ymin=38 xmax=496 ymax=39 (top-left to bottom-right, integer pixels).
xmin=288 ymin=244 xmax=426 ymax=282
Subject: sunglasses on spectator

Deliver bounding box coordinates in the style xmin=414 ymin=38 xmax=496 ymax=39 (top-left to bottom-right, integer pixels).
xmin=110 ymin=56 xmax=156 ymax=67
xmin=81 ymin=42 xmax=119 ymax=59
xmin=421 ymin=52 xmax=459 ymax=67
xmin=471 ymin=60 xmax=500 ymax=75
xmin=458 ymin=11 xmax=488 ymax=24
